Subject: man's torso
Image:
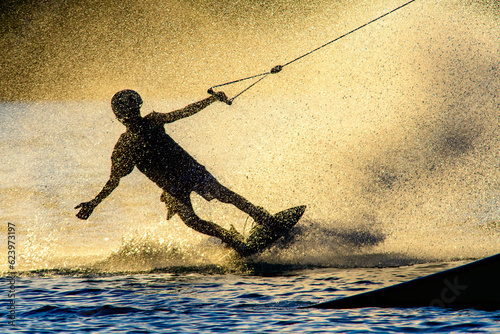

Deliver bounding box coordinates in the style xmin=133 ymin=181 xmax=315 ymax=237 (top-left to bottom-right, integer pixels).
xmin=111 ymin=112 xmax=202 ymax=192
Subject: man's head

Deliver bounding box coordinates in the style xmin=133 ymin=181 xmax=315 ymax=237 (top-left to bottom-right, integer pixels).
xmin=111 ymin=89 xmax=143 ymax=121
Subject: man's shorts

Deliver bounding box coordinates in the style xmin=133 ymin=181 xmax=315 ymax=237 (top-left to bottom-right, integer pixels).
xmin=168 ymin=165 xmax=220 ymax=201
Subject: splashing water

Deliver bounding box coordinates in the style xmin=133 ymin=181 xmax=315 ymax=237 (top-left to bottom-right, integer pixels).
xmin=0 ymin=0 xmax=499 ymax=273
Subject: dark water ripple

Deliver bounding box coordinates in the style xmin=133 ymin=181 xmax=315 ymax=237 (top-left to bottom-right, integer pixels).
xmin=1 ymin=266 xmax=499 ymax=333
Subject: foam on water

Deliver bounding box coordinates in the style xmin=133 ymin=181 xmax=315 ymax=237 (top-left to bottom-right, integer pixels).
xmin=0 ymin=0 xmax=499 ymax=274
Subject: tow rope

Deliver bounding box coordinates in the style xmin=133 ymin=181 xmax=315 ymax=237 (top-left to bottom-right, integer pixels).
xmin=208 ymin=0 xmax=417 ymax=105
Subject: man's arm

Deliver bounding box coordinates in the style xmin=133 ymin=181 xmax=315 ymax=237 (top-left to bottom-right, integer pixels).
xmin=75 ymin=176 xmax=121 ymax=220
xmin=75 ymin=138 xmax=135 ymax=220
xmin=158 ymin=91 xmax=228 ymax=124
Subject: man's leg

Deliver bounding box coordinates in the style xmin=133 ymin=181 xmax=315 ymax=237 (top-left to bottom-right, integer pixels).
xmin=189 ymin=166 xmax=274 ymax=226
xmin=210 ymin=183 xmax=274 ymax=226
xmin=163 ymin=192 xmax=246 ymax=251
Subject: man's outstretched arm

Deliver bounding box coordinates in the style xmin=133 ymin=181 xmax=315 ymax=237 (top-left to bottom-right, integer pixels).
xmin=75 ymin=139 xmax=135 ymax=220
xmin=159 ymin=91 xmax=229 ymax=124
xmin=75 ymin=176 xmax=120 ymax=220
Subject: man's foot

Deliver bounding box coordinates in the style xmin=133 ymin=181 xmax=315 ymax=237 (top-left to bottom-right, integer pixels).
xmin=229 ymin=224 xmax=245 ymax=244
xmin=223 ymin=224 xmax=247 ymax=254
xmin=253 ymin=206 xmax=276 ymax=227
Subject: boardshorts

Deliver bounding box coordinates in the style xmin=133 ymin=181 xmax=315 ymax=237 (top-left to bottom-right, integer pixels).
xmin=167 ymin=165 xmax=220 ymax=202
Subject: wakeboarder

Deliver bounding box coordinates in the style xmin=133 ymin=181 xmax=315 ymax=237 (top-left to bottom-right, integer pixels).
xmin=75 ymin=89 xmax=275 ymax=254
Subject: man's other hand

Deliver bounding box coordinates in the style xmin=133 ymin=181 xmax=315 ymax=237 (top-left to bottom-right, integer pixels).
xmin=75 ymin=201 xmax=97 ymax=220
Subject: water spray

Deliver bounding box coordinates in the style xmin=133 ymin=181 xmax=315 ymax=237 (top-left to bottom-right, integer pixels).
xmin=208 ymin=0 xmax=418 ymax=105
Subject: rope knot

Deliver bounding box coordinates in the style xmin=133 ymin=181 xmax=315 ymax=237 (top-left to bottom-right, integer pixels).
xmin=270 ymin=65 xmax=283 ymax=74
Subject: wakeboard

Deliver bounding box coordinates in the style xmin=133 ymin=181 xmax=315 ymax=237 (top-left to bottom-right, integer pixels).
xmin=238 ymin=205 xmax=306 ymax=257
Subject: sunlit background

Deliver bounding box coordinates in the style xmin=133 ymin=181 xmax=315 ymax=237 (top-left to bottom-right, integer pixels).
xmin=0 ymin=0 xmax=499 ymax=272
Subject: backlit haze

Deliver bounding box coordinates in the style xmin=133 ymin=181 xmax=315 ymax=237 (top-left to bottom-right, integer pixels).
xmin=1 ymin=0 xmax=499 ymax=271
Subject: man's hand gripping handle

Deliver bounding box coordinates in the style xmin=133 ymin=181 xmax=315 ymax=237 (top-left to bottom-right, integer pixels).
xmin=207 ymin=88 xmax=232 ymax=105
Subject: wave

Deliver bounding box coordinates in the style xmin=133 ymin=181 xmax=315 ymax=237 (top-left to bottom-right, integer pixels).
xmin=23 ymin=304 xmax=148 ymax=318
xmin=7 ymin=220 xmax=435 ymax=277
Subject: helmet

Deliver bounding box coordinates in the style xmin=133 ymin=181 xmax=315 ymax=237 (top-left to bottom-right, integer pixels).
xmin=111 ymin=89 xmax=143 ymax=119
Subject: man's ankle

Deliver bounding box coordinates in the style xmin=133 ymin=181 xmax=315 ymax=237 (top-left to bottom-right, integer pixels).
xmin=253 ymin=206 xmax=274 ymax=226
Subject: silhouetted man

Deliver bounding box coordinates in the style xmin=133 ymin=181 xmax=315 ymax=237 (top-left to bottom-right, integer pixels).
xmin=75 ymin=89 xmax=273 ymax=253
